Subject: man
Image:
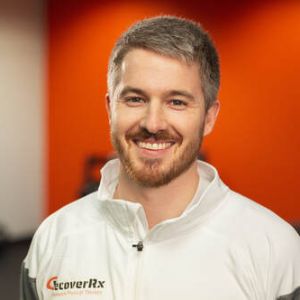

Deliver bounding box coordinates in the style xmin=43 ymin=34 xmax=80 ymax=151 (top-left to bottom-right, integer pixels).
xmin=21 ymin=16 xmax=300 ymax=299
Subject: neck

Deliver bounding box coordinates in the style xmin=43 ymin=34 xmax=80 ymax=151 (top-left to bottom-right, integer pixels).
xmin=114 ymin=160 xmax=199 ymax=229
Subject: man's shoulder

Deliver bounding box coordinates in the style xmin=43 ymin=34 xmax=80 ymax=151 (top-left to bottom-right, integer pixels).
xmin=230 ymin=191 xmax=295 ymax=229
xmin=45 ymin=191 xmax=100 ymax=221
xmin=23 ymin=192 xmax=106 ymax=274
xmin=218 ymin=190 xmax=300 ymax=253
xmin=32 ymin=192 xmax=104 ymax=250
xmin=213 ymin=190 xmax=300 ymax=299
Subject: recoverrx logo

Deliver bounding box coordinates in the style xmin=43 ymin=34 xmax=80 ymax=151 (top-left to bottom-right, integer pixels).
xmin=47 ymin=277 xmax=105 ymax=291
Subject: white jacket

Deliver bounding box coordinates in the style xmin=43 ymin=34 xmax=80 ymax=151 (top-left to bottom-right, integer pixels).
xmin=21 ymin=159 xmax=300 ymax=299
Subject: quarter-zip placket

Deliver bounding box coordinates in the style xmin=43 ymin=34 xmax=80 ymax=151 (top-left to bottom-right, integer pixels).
xmin=129 ymin=211 xmax=148 ymax=300
xmin=133 ymin=241 xmax=144 ymax=300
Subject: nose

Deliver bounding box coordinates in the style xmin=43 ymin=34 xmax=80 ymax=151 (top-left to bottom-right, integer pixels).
xmin=140 ymin=100 xmax=167 ymax=133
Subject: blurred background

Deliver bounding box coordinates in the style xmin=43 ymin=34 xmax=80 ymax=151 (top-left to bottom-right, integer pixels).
xmin=0 ymin=0 xmax=299 ymax=298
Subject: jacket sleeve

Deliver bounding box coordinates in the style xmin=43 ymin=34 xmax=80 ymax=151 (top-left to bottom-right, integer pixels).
xmin=19 ymin=216 xmax=52 ymax=300
xmin=20 ymin=261 xmax=39 ymax=300
xmin=277 ymin=287 xmax=300 ymax=300
xmin=271 ymin=225 xmax=300 ymax=300
xmin=20 ymin=206 xmax=62 ymax=300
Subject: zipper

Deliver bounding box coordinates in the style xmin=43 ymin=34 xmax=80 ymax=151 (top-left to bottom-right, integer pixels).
xmin=132 ymin=241 xmax=144 ymax=251
xmin=124 ymin=202 xmax=148 ymax=300
xmin=133 ymin=240 xmax=144 ymax=300
xmin=131 ymin=213 xmax=148 ymax=300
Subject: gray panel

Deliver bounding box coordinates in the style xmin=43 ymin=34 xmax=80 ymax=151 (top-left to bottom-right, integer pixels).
xmin=277 ymin=286 xmax=300 ymax=300
xmin=20 ymin=261 xmax=39 ymax=300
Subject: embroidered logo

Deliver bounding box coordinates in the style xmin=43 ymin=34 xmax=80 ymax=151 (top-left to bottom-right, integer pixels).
xmin=47 ymin=277 xmax=105 ymax=297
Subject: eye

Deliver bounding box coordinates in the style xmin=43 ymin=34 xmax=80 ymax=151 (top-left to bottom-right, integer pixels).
xmin=125 ymin=97 xmax=145 ymax=106
xmin=170 ymin=100 xmax=187 ymax=108
xmin=128 ymin=97 xmax=143 ymax=103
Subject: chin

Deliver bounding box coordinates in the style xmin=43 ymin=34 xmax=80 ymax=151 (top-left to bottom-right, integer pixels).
xmin=124 ymin=155 xmax=197 ymax=188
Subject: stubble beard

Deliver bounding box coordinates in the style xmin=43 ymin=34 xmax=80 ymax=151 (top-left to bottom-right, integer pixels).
xmin=111 ymin=126 xmax=204 ymax=188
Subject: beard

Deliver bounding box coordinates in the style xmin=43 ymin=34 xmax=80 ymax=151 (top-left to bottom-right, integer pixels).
xmin=111 ymin=125 xmax=204 ymax=187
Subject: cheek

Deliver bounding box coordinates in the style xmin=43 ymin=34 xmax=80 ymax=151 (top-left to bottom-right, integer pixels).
xmin=112 ymin=110 xmax=138 ymax=135
xmin=169 ymin=112 xmax=203 ymax=136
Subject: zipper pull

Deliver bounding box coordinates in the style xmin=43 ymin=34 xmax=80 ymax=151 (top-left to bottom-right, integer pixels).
xmin=132 ymin=241 xmax=144 ymax=252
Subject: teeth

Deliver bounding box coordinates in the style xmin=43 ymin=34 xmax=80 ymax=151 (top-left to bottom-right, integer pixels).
xmin=137 ymin=141 xmax=172 ymax=150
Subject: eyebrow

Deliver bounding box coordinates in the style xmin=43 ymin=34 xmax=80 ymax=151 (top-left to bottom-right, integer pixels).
xmin=166 ymin=90 xmax=195 ymax=101
xmin=119 ymin=86 xmax=196 ymax=101
xmin=119 ymin=86 xmax=148 ymax=99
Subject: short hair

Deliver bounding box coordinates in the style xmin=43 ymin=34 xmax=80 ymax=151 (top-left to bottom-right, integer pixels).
xmin=107 ymin=16 xmax=220 ymax=111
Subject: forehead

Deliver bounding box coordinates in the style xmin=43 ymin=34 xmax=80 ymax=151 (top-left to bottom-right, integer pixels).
xmin=116 ymin=49 xmax=203 ymax=97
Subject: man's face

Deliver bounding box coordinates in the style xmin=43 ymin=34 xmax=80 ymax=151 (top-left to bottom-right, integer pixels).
xmin=107 ymin=49 xmax=219 ymax=187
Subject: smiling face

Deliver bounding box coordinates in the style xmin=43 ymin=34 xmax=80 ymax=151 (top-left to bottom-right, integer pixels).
xmin=107 ymin=49 xmax=219 ymax=187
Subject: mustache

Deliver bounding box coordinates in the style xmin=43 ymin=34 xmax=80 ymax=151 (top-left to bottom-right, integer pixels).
xmin=126 ymin=127 xmax=181 ymax=142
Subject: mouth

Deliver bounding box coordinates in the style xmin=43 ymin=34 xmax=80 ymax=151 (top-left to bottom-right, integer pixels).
xmin=127 ymin=128 xmax=180 ymax=153
xmin=135 ymin=140 xmax=173 ymax=150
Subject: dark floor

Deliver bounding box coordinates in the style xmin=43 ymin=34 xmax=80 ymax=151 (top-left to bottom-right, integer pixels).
xmin=0 ymin=238 xmax=31 ymax=300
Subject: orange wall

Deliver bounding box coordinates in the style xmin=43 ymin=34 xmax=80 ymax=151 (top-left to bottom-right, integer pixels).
xmin=47 ymin=0 xmax=300 ymax=223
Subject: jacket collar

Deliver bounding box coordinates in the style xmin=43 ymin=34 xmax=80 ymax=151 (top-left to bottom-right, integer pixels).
xmin=97 ymin=159 xmax=229 ymax=243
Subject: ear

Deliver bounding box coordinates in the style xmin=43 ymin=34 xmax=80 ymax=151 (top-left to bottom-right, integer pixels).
xmin=105 ymin=93 xmax=112 ymax=123
xmin=203 ymin=100 xmax=220 ymax=136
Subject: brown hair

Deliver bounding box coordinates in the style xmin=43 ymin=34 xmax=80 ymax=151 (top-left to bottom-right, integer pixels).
xmin=108 ymin=16 xmax=220 ymax=110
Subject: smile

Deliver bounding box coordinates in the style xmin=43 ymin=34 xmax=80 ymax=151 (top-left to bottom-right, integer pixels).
xmin=136 ymin=141 xmax=173 ymax=150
